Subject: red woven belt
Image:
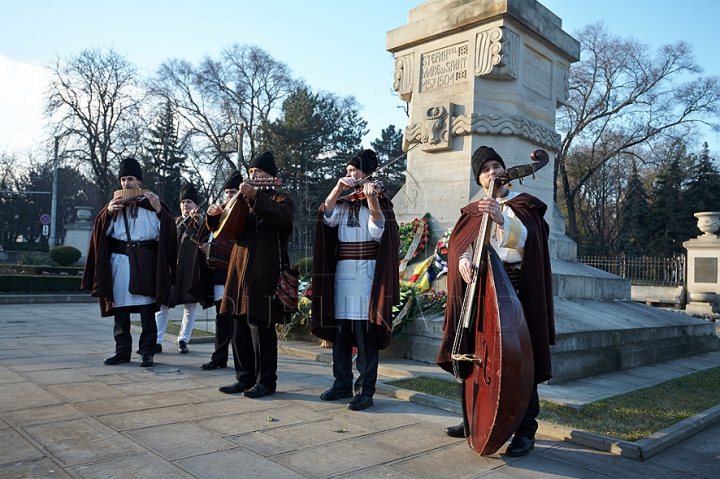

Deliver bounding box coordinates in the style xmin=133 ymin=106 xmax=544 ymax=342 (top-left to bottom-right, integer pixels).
xmin=337 ymin=241 xmax=379 ymax=260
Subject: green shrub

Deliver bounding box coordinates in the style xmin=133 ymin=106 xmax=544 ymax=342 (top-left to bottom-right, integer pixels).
xmin=17 ymin=253 xmax=48 ymax=265
xmin=0 ymin=275 xmax=82 ymax=293
xmin=49 ymin=245 xmax=82 ymax=266
xmin=298 ymin=257 xmax=313 ymax=276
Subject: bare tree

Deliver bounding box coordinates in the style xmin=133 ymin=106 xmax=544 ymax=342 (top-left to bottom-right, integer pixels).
xmin=46 ymin=47 xmax=146 ymax=201
xmin=556 ymin=23 xmax=720 ymax=242
xmin=152 ymin=44 xmax=295 ymax=173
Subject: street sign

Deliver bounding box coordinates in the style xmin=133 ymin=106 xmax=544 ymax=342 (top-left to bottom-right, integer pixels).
xmin=42 ymin=225 xmax=49 ymax=236
xmin=40 ymin=214 xmax=51 ymax=225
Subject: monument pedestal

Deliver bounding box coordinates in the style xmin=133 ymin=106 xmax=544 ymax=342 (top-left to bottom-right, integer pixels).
xmin=683 ymin=212 xmax=720 ymax=314
xmin=63 ymin=206 xmax=94 ymax=265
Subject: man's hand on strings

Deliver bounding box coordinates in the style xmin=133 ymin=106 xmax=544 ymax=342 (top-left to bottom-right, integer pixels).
xmin=459 ymin=256 xmax=474 ymax=283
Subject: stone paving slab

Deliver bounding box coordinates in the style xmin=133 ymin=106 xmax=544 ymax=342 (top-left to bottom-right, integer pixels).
xmin=23 ymin=417 xmax=146 ymax=467
xmin=96 ymin=403 xmax=212 ymax=431
xmin=0 ymin=458 xmax=74 ymax=479
xmin=3 ymin=404 xmax=87 ymax=427
xmin=173 ymin=448 xmax=301 ymax=479
xmin=123 ymin=422 xmax=237 ymax=461
xmin=274 ymin=439 xmax=404 ymax=478
xmin=74 ymin=390 xmax=208 ymax=416
xmin=0 ymin=427 xmax=46 ymax=465
xmin=71 ymin=452 xmax=196 ymax=479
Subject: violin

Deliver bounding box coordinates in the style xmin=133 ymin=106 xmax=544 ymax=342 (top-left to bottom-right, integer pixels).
xmin=341 ymin=181 xmax=386 ymax=202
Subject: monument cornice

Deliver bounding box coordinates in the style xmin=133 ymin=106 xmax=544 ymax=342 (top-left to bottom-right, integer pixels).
xmin=387 ymin=0 xmax=580 ymax=62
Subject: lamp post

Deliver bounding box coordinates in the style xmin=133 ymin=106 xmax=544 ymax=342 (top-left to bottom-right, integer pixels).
xmin=48 ymin=136 xmax=59 ymax=248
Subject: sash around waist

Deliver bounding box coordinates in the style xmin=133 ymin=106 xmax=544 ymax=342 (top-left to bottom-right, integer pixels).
xmin=337 ymin=241 xmax=379 ymax=261
xmin=107 ymin=236 xmax=158 ymax=256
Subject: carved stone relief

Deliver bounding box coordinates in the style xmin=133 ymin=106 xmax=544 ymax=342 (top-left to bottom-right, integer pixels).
xmin=419 ymin=42 xmax=469 ymax=92
xmin=403 ymin=109 xmax=560 ymax=152
xmin=554 ymin=62 xmax=570 ymax=107
xmin=393 ymin=54 xmax=414 ymax=102
xmin=475 ymin=26 xmax=520 ymax=79
xmin=402 ymin=104 xmax=452 ymax=152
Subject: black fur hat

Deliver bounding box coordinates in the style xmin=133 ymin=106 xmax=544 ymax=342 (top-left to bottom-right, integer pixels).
xmin=347 ymin=149 xmax=378 ymax=174
xmin=118 ymin=157 xmax=143 ymax=182
xmin=222 ymin=171 xmax=243 ymax=191
xmin=471 ymin=146 xmax=506 ymax=185
xmin=248 ymin=151 xmax=277 ymax=177
xmin=179 ymin=182 xmax=199 ymax=204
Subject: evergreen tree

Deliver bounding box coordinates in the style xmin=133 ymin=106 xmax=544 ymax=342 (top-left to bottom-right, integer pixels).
xmin=370 ymin=125 xmax=405 ymax=198
xmin=683 ymin=142 xmax=720 ymax=218
xmin=648 ymin=145 xmax=689 ymax=256
xmin=616 ymin=162 xmax=652 ymax=256
xmin=142 ymin=101 xmax=187 ymax=216
xmin=260 ymin=86 xmax=367 ymax=259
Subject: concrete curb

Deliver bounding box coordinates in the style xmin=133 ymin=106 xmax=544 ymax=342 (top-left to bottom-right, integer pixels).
xmin=279 ymin=342 xmax=720 ymax=461
xmin=0 ymin=293 xmax=95 ymax=304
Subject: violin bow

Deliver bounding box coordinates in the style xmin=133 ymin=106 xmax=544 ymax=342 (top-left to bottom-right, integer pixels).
xmin=342 ymin=142 xmax=422 ymax=194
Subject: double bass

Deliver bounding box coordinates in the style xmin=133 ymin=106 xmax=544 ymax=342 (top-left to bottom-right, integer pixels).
xmin=451 ymin=149 xmax=549 ymax=456
xmin=213 ymin=177 xmax=283 ymax=241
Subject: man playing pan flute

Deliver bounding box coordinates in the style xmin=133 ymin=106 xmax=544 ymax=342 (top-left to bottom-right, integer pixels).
xmin=82 ymin=157 xmax=177 ymax=368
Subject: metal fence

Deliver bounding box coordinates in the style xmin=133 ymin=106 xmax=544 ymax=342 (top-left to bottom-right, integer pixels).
xmin=577 ymin=254 xmax=686 ymax=286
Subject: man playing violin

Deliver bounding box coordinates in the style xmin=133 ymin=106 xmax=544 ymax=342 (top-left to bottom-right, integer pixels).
xmin=154 ymin=182 xmax=202 ymax=355
xmin=190 ymin=171 xmax=242 ymax=371
xmin=436 ymin=146 xmax=555 ymax=457
xmin=311 ymin=149 xmax=400 ymax=411
xmin=215 ymin=151 xmax=294 ymax=399
xmin=82 ymin=157 xmax=177 ymax=368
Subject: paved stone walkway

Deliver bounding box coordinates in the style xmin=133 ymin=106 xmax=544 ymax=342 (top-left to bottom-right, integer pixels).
xmin=1 ymin=303 xmax=718 ymax=478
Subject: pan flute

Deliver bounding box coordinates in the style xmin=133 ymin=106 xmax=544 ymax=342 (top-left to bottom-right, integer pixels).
xmin=113 ymin=188 xmax=147 ymax=203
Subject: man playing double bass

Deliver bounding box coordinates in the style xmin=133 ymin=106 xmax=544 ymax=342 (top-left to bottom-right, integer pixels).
xmin=436 ymin=146 xmax=555 ymax=457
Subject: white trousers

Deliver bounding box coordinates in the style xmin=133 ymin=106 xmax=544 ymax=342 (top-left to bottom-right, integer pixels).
xmin=155 ymin=303 xmax=197 ymax=344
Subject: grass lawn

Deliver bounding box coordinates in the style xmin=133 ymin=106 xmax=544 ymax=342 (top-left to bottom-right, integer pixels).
xmin=386 ymin=365 xmax=720 ymax=442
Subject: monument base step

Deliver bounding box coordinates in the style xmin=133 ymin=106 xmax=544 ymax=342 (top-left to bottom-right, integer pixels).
xmin=382 ymin=300 xmax=719 ymax=384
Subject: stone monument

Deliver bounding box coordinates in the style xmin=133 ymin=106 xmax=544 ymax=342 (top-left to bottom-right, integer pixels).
xmin=63 ymin=206 xmax=94 ymax=265
xmin=383 ymin=0 xmax=719 ymax=382
xmin=684 ymin=212 xmax=720 ymax=314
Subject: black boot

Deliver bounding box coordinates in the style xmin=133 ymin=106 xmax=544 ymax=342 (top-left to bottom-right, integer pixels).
xmin=445 ymin=423 xmax=468 ymax=438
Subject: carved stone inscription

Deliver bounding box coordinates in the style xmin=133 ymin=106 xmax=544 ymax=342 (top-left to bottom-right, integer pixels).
xmin=695 ymin=257 xmax=718 ymax=283
xmin=420 ymin=42 xmax=469 ymax=92
xmin=522 ymin=48 xmax=552 ymax=99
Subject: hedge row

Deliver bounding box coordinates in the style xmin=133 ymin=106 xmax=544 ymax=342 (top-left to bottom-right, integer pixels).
xmin=0 ymin=264 xmax=84 ymax=276
xmin=0 ymin=275 xmax=82 ymax=293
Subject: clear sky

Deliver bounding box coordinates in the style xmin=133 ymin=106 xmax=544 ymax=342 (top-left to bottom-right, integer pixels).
xmin=1 ymin=0 xmax=719 ymax=154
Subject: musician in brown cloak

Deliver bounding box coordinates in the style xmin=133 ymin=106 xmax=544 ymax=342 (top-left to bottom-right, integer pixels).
xmin=311 ymin=149 xmax=400 ymax=411
xmin=82 ymin=157 xmax=177 ymax=368
xmin=215 ymin=152 xmax=294 ymax=399
xmin=155 ymin=182 xmax=202 ymax=355
xmin=436 ymin=146 xmax=555 ymax=457
xmin=189 ymin=171 xmax=241 ymax=370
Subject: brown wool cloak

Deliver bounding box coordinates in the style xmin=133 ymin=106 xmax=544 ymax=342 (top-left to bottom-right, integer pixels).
xmin=81 ymin=199 xmax=177 ymax=317
xmin=310 ymin=196 xmax=400 ymax=350
xmin=219 ymin=189 xmax=294 ymax=323
xmin=167 ymin=216 xmax=202 ymax=307
xmin=188 ymin=215 xmax=228 ymax=309
xmin=436 ymin=193 xmax=555 ymax=384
